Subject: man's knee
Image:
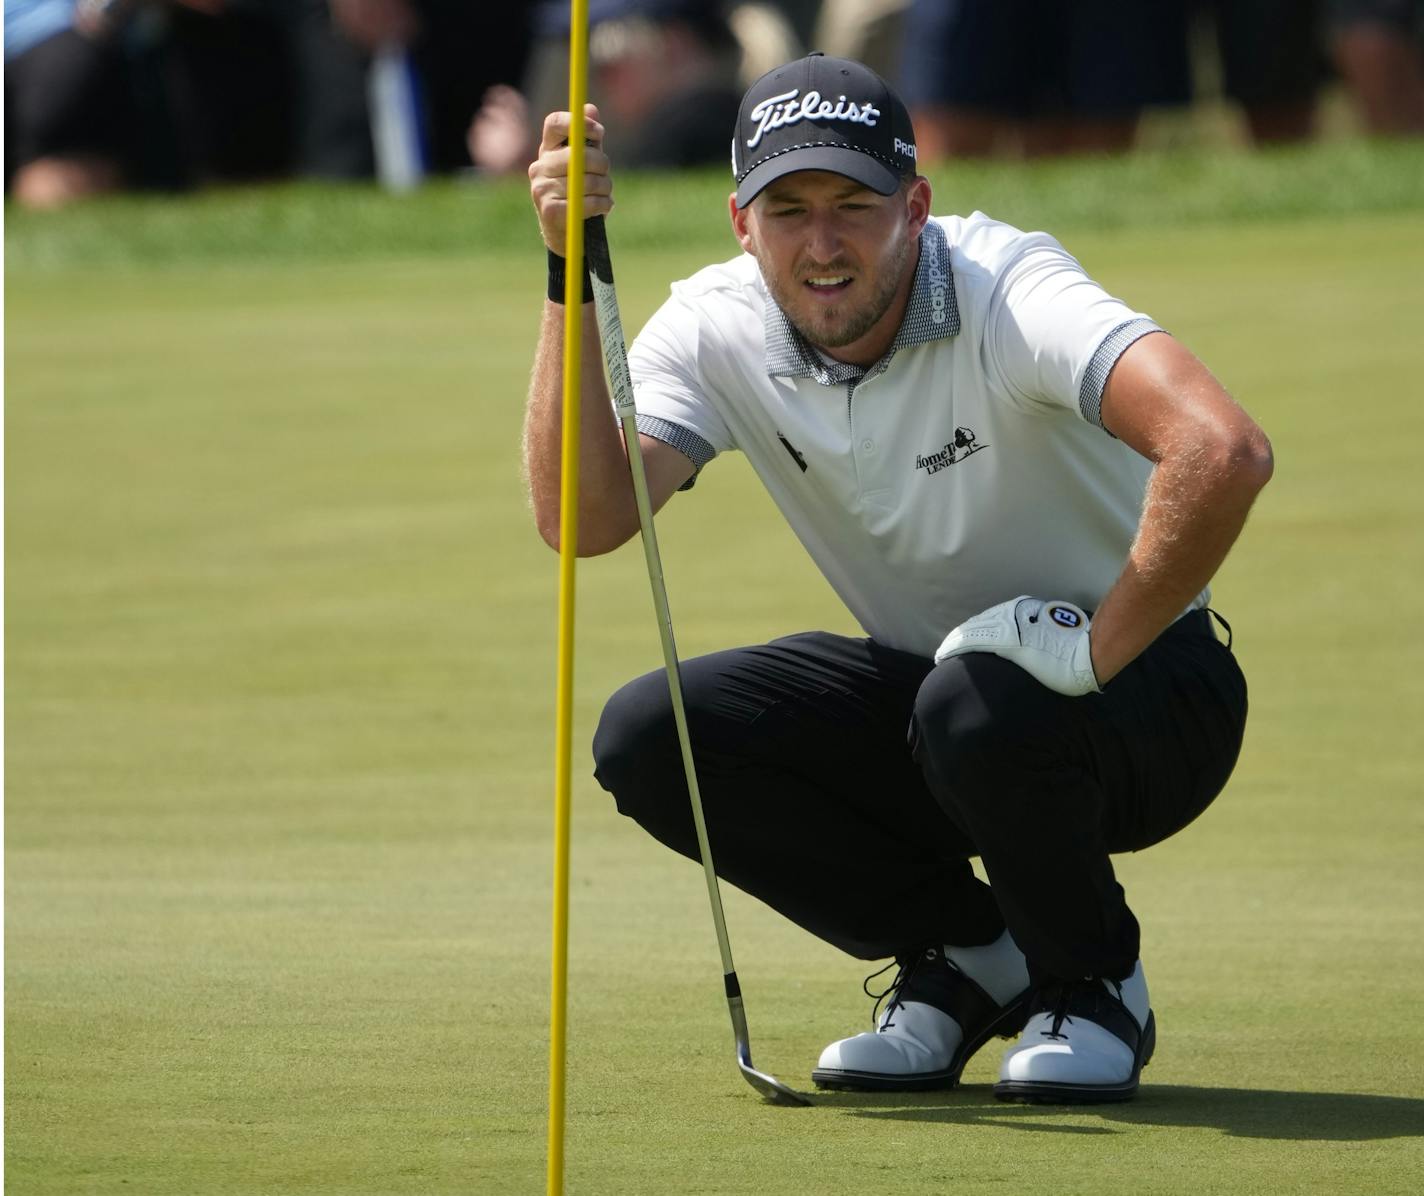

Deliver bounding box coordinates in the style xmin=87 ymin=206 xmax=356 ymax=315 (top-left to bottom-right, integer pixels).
xmin=911 ymin=654 xmax=1069 ymax=801
xmin=592 ymin=670 xmax=683 ymax=822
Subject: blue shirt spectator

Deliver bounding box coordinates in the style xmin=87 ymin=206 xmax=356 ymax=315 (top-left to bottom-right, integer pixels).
xmin=4 ymin=0 xmax=77 ymax=61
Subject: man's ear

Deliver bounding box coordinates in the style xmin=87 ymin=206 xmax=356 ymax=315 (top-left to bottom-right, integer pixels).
xmin=905 ymin=176 xmax=932 ymax=239
xmin=729 ymin=192 xmax=755 ymax=254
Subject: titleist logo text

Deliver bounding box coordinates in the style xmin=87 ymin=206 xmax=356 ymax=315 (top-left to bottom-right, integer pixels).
xmin=746 ymin=89 xmax=882 ymax=149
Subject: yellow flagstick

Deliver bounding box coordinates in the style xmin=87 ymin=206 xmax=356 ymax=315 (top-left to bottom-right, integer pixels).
xmin=549 ymin=3 xmax=589 ymax=1194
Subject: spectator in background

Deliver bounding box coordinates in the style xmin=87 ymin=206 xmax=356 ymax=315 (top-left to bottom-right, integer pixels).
xmin=813 ymin=0 xmax=909 ymax=84
xmin=722 ymin=0 xmax=802 ymax=84
xmin=898 ymin=0 xmax=1193 ymax=159
xmin=5 ymin=0 xmax=534 ymax=202
xmin=1194 ymin=0 xmax=1321 ymax=145
xmin=6 ymin=2 xmax=301 ymax=200
xmin=895 ymin=0 xmax=1325 ymax=160
xmin=469 ymin=83 xmax=537 ymax=177
xmin=289 ymin=0 xmax=534 ymax=180
xmin=1327 ymin=0 xmax=1424 ymax=133
xmin=588 ymin=0 xmax=743 ymax=168
xmin=5 ymin=0 xmax=136 ymax=207
xmin=159 ymin=1 xmax=294 ymax=185
xmin=473 ymin=0 xmax=746 ymax=176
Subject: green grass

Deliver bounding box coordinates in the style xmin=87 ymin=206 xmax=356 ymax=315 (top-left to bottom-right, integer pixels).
xmin=6 ymin=150 xmax=1424 ymax=1193
xmin=5 ymin=138 xmax=1424 ymax=270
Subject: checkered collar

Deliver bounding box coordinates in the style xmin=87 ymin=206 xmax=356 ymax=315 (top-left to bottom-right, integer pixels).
xmin=762 ymin=220 xmax=960 ymax=384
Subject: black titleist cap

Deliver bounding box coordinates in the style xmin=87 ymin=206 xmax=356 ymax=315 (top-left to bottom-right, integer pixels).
xmin=731 ymin=53 xmax=917 ymax=207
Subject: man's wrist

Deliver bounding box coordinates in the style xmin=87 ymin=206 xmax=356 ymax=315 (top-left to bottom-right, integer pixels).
xmin=547 ymin=247 xmax=593 ymax=304
xmin=1087 ymin=629 xmax=1113 ymax=688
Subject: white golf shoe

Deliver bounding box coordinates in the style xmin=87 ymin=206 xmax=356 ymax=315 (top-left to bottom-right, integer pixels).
xmin=995 ymin=961 xmax=1155 ymax=1104
xmin=813 ymin=933 xmax=1031 ymax=1091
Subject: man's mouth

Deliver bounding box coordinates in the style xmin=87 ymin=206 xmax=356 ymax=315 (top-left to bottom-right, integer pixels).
xmin=804 ymin=275 xmax=852 ymax=295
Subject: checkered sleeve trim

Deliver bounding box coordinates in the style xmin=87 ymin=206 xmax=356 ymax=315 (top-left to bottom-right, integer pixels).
xmin=1079 ymin=318 xmax=1163 ymax=428
xmin=635 ymin=413 xmax=716 ymax=491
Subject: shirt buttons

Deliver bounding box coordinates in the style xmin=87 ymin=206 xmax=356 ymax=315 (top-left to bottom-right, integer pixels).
xmin=861 ymin=439 xmax=875 ymax=453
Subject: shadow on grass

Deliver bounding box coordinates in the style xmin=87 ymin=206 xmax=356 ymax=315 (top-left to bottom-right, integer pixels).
xmin=811 ymin=1085 xmax=1424 ymax=1141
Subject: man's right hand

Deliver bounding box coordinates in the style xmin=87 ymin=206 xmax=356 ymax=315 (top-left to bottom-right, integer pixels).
xmin=528 ymin=107 xmax=614 ymax=253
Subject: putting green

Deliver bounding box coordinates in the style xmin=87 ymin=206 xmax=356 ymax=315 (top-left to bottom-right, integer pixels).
xmin=6 ymin=168 xmax=1423 ymax=1193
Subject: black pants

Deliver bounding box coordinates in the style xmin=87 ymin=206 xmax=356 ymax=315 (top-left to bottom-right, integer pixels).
xmin=593 ymin=611 xmax=1247 ymax=984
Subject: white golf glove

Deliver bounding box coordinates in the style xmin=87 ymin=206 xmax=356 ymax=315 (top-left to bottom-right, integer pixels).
xmin=934 ymin=596 xmax=1102 ymax=697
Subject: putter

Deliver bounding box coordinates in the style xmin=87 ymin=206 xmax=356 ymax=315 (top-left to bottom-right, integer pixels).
xmin=584 ymin=215 xmax=810 ymax=1108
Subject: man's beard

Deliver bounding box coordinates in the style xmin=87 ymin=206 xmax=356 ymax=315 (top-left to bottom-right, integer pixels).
xmin=757 ymin=233 xmax=916 ymax=351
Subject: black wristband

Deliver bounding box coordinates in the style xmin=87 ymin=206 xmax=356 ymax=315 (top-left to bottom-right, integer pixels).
xmin=547 ymin=247 xmax=593 ymax=304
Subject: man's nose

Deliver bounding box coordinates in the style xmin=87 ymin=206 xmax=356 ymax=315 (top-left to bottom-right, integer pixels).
xmin=804 ymin=209 xmax=844 ymax=262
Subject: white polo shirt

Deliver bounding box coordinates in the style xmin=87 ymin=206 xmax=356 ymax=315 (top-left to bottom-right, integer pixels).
xmin=626 ymin=212 xmax=1206 ymax=656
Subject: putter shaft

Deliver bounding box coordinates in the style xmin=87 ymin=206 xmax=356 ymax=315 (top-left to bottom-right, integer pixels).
xmin=585 ymin=217 xmax=809 ymax=1108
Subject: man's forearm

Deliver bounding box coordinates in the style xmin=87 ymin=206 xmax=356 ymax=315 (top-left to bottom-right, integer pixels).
xmin=1090 ymin=435 xmax=1273 ymax=683
xmin=525 ymin=300 xmax=641 ymax=554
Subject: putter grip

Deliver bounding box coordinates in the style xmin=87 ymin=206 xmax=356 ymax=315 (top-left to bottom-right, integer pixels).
xmin=585 ymin=216 xmax=613 ymax=285
xmin=585 ymin=219 xmax=636 ymax=418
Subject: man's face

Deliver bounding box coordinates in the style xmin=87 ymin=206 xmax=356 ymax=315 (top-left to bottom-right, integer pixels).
xmin=730 ymin=170 xmax=931 ymax=363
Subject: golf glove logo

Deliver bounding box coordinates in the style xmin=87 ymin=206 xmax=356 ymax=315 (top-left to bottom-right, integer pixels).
xmin=935 ymin=596 xmax=1101 ymax=697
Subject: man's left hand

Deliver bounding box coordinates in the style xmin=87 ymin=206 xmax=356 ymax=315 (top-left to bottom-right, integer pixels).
xmin=934 ymin=596 xmax=1101 ymax=697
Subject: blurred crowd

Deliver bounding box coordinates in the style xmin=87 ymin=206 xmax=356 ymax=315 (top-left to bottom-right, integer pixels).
xmin=6 ymin=0 xmax=1424 ymax=209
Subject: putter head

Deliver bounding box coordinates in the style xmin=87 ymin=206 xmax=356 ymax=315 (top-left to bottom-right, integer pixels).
xmin=725 ymin=987 xmax=811 ymax=1105
xmin=736 ymin=1042 xmax=812 ymax=1106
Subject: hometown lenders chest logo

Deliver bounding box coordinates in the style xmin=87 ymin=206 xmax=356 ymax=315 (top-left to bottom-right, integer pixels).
xmin=915 ymin=427 xmax=988 ymax=477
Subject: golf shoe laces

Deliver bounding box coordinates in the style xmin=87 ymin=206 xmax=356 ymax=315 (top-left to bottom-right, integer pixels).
xmin=1034 ymin=976 xmax=1127 ymax=1041
xmin=862 ymin=947 xmax=958 ymax=1030
xmin=862 ymin=958 xmax=904 ymax=1028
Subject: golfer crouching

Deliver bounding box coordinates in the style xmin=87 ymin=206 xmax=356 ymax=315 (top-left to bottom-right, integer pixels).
xmin=522 ymin=53 xmax=1271 ymax=1103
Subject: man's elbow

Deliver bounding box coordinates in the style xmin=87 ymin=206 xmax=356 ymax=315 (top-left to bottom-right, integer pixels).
xmin=1208 ymin=423 xmax=1275 ymax=499
xmin=1233 ymin=426 xmax=1275 ymax=493
xmin=534 ymin=515 xmax=635 ymax=557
